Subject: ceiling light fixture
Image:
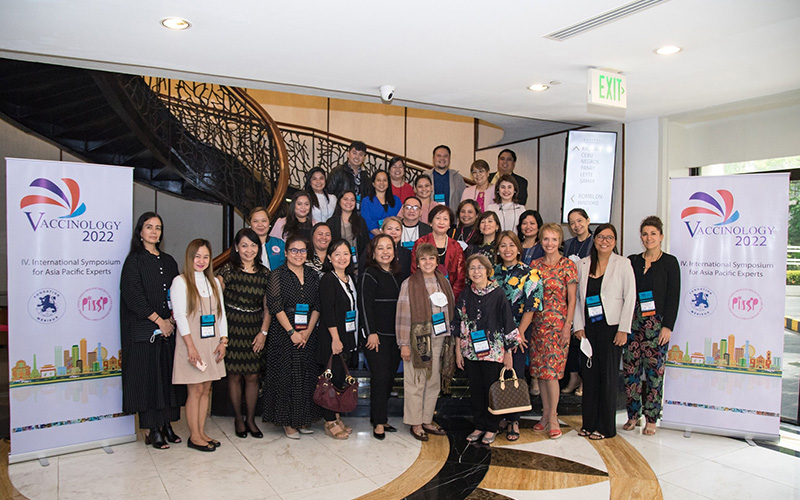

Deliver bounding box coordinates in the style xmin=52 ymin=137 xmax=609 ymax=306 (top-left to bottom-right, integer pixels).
xmin=160 ymin=17 xmax=192 ymax=30
xmin=528 ymin=84 xmax=549 ymax=92
xmin=654 ymin=45 xmax=682 ymax=55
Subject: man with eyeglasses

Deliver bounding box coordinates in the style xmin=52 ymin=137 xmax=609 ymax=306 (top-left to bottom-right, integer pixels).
xmin=400 ymin=196 xmax=432 ymax=245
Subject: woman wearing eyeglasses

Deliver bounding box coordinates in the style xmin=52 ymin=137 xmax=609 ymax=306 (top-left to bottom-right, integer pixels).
xmin=262 ymin=235 xmax=322 ymax=439
xmin=461 ymin=159 xmax=495 ymax=212
xmin=572 ymin=223 xmax=636 ymax=440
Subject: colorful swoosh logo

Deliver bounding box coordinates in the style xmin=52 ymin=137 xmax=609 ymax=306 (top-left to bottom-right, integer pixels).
xmin=680 ymin=189 xmax=739 ymax=226
xmin=19 ymin=178 xmax=86 ymax=218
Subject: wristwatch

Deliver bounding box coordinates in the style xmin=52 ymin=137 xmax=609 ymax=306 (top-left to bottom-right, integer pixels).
xmin=261 ymin=330 xmax=269 ymax=336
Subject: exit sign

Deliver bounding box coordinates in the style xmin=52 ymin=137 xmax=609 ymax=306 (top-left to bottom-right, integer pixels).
xmin=588 ymin=69 xmax=627 ymax=109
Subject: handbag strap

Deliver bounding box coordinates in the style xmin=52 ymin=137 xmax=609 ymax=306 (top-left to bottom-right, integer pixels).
xmin=498 ymin=367 xmax=519 ymax=390
xmin=326 ymin=354 xmax=356 ymax=385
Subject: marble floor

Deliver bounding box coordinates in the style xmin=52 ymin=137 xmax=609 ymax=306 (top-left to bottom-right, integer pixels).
xmin=4 ymin=412 xmax=800 ymax=500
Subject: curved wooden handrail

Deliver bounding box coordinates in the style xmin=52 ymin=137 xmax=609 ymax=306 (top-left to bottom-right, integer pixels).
xmin=232 ymin=88 xmax=290 ymax=219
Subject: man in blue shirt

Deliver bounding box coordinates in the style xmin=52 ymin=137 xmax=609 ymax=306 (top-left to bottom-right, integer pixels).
xmin=427 ymin=144 xmax=465 ymax=212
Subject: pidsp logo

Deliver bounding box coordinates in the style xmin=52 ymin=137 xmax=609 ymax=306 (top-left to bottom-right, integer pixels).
xmin=77 ymin=287 xmax=112 ymax=321
xmin=728 ymin=288 xmax=762 ymax=320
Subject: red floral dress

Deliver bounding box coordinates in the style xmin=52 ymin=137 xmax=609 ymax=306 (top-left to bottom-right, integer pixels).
xmin=529 ymin=256 xmax=577 ymax=379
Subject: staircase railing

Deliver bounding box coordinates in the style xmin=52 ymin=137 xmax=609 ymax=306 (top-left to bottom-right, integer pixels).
xmin=103 ymin=75 xmax=289 ymax=218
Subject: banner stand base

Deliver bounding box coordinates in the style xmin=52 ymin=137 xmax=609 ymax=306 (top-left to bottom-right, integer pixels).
xmin=9 ymin=433 xmax=136 ymax=465
xmin=661 ymin=420 xmax=779 ymax=444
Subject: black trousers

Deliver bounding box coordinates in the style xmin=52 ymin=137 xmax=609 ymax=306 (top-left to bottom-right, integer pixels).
xmin=464 ymin=359 xmax=503 ymax=432
xmin=364 ymin=338 xmax=401 ymax=426
xmin=579 ymin=323 xmax=621 ymax=438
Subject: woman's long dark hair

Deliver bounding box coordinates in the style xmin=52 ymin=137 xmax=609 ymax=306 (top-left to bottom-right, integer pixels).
xmin=589 ymin=223 xmax=618 ymax=276
xmin=516 ymin=209 xmax=543 ymax=243
xmin=284 ymin=191 xmax=313 ymax=239
xmin=368 ymin=170 xmax=396 ymax=208
xmin=303 ymin=167 xmax=330 ymax=209
xmin=332 ymin=190 xmax=364 ymax=222
xmin=321 ymin=238 xmax=356 ymax=276
xmin=129 ymin=212 xmax=163 ymax=255
xmin=229 ymin=228 xmax=266 ymax=271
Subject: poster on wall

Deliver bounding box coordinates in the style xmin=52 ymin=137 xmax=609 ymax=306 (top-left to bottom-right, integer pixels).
xmin=662 ymin=173 xmax=788 ymax=440
xmin=6 ymin=158 xmax=135 ymax=463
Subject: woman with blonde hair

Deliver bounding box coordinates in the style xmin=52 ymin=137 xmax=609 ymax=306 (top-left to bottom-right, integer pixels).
xmin=171 ymin=239 xmax=228 ymax=451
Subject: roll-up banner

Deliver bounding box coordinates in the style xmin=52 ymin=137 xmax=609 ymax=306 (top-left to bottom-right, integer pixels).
xmin=663 ymin=173 xmax=788 ymax=440
xmin=6 ymin=158 xmax=135 ymax=463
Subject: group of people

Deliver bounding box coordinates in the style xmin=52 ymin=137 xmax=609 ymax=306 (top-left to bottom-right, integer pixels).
xmin=119 ymin=141 xmax=680 ymax=451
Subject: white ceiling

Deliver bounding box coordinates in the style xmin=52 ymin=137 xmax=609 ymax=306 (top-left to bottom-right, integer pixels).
xmin=1 ymin=0 xmax=799 ymax=143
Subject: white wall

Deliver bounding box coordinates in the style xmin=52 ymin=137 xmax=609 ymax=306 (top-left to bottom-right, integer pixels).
xmin=623 ymin=118 xmax=661 ymax=255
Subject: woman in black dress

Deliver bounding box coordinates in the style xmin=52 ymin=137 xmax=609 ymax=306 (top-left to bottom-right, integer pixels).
xmin=327 ymin=190 xmax=370 ymax=265
xmin=120 ymin=212 xmax=185 ymax=449
xmin=465 ymin=211 xmax=501 ymax=262
xmin=262 ymin=235 xmax=322 ymax=439
xmin=360 ymin=234 xmax=402 ymax=439
xmin=217 ymin=228 xmax=270 ymax=439
xmin=317 ymin=239 xmax=359 ymax=439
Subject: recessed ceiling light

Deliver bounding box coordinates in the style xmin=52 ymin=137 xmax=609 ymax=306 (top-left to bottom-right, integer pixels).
xmin=654 ymin=45 xmax=682 ymax=56
xmin=528 ymin=84 xmax=549 ymax=92
xmin=161 ymin=17 xmax=191 ymax=30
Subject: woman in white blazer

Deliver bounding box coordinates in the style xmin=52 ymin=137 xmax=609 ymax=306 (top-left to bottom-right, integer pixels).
xmin=572 ymin=223 xmax=635 ymax=440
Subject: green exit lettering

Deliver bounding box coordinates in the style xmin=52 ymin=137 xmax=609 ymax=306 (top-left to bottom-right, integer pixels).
xmin=599 ymin=75 xmax=625 ymax=102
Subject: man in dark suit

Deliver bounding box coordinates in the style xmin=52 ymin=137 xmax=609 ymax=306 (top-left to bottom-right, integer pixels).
xmin=326 ymin=140 xmax=372 ymax=204
xmin=489 ymin=148 xmax=528 ymax=206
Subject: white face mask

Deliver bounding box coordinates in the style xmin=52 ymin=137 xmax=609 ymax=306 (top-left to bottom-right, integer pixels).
xmin=580 ymin=337 xmax=593 ymax=368
xmin=429 ymin=291 xmax=448 ymax=308
xmin=568 ymin=254 xmax=581 ymax=263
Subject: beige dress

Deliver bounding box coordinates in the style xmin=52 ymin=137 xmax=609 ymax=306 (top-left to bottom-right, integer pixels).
xmin=171 ymin=273 xmax=228 ymax=384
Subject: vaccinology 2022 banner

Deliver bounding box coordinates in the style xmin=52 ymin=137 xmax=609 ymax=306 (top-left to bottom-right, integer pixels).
xmin=6 ymin=158 xmax=135 ymax=463
xmin=663 ymin=173 xmax=788 ymax=440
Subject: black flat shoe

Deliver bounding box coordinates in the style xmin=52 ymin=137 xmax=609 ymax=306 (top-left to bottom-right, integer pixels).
xmin=187 ymin=439 xmax=215 ymax=452
xmin=384 ymin=424 xmax=398 ymax=433
xmin=247 ymin=424 xmax=263 ymax=439
xmin=207 ymin=438 xmax=221 ymax=447
xmin=373 ymin=428 xmax=386 ymax=440
xmin=162 ymin=423 xmax=181 ymax=443
xmin=145 ymin=428 xmax=169 ymax=450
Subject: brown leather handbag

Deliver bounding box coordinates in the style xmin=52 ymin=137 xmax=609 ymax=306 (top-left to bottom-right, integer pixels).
xmin=313 ymin=355 xmax=359 ymax=413
xmin=488 ymin=368 xmax=532 ymax=415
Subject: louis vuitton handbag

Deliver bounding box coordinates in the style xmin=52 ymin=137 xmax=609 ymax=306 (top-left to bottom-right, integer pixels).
xmin=488 ymin=368 xmax=532 ymax=415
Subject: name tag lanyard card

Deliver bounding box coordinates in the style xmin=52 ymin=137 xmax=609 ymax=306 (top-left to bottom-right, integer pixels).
xmin=638 ymin=290 xmax=656 ymax=317
xmin=199 ymin=278 xmax=216 ymax=339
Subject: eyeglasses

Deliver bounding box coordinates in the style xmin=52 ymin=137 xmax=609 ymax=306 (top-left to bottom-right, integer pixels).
xmin=468 ymin=266 xmax=486 ymax=272
xmin=404 ymin=205 xmax=421 ymax=211
xmin=288 ymin=248 xmax=308 ymax=255
xmin=595 ymin=235 xmax=616 ymax=242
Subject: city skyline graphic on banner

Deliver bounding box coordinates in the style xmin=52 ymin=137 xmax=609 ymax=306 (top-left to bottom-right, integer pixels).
xmin=666 ymin=332 xmax=781 ymax=377
xmin=10 ymin=336 xmax=121 ymax=387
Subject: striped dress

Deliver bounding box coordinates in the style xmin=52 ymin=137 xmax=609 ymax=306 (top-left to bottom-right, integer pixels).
xmin=218 ymin=263 xmax=269 ymax=374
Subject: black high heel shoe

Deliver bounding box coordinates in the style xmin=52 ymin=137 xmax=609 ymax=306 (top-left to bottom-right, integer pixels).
xmin=234 ymin=423 xmax=248 ymax=439
xmin=161 ymin=423 xmax=181 ymax=443
xmin=247 ymin=423 xmax=263 ymax=439
xmin=145 ymin=428 xmax=169 ymax=450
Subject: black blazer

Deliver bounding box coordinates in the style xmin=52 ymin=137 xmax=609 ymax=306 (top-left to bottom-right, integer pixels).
xmin=327 ymin=213 xmax=370 ymax=262
xmin=357 ymin=242 xmax=412 ymax=284
xmin=316 ymin=271 xmax=359 ymax=364
xmin=628 ymin=252 xmax=681 ymax=330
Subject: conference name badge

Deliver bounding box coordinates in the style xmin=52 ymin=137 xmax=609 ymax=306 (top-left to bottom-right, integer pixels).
xmin=167 ymin=289 xmax=172 ymax=311
xmin=432 ymin=312 xmax=447 ymax=336
xmin=351 ymin=246 xmax=357 ymax=263
xmin=638 ymin=290 xmax=656 ymax=317
xmin=470 ymin=329 xmax=490 ymax=358
xmin=402 ymin=240 xmax=414 ymax=250
xmin=378 ymin=219 xmax=384 ymax=228
xmin=345 ymin=310 xmax=357 ymax=333
xmin=433 ymin=194 xmax=445 ymax=203
xmin=295 ymin=303 xmax=309 ymax=329
xmin=586 ymin=295 xmax=604 ymax=323
xmin=200 ymin=314 xmax=216 ymax=338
